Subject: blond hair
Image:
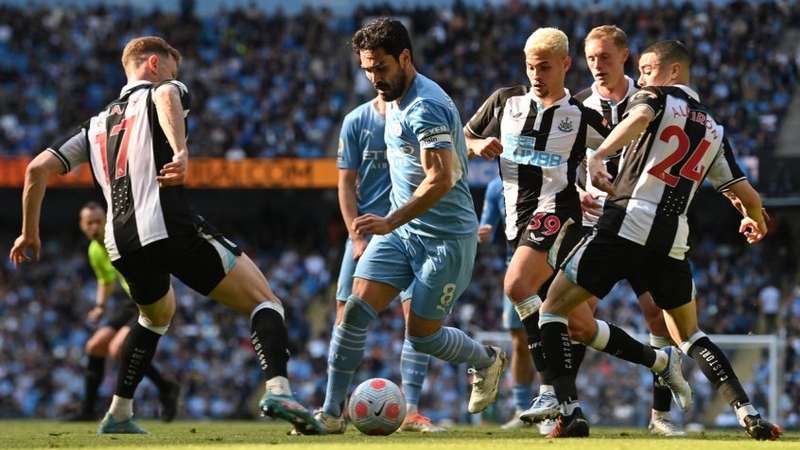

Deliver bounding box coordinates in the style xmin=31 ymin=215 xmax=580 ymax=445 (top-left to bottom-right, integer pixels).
xmin=524 ymin=27 xmax=569 ymax=58
xmin=585 ymin=25 xmax=628 ymax=49
xmin=121 ymin=36 xmax=182 ymax=69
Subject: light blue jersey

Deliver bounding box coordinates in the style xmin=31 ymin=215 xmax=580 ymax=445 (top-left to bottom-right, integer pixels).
xmin=354 ymin=74 xmax=477 ymax=320
xmin=337 ymin=99 xmax=391 ymax=217
xmin=384 ymin=74 xmax=478 ymax=239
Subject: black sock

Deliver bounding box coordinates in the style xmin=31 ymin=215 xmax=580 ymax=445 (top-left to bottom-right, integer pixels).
xmin=144 ymin=363 xmax=169 ymax=392
xmin=251 ymin=306 xmax=290 ymax=380
xmin=651 ymin=346 xmax=672 ymax=412
xmin=524 ymin=311 xmax=551 ymax=383
xmin=604 ymin=324 xmax=657 ymax=368
xmin=686 ymin=337 xmax=750 ymax=407
xmin=570 ymin=343 xmax=586 ymax=378
xmin=83 ymin=356 xmax=105 ymax=414
xmin=115 ymin=322 xmax=162 ymax=398
xmin=540 ymin=321 xmax=577 ymax=404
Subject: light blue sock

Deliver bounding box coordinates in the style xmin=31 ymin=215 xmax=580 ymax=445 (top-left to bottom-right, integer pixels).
xmin=401 ymin=338 xmax=430 ymax=409
xmin=407 ymin=327 xmax=494 ymax=369
xmin=512 ymin=383 xmax=533 ymax=412
xmin=322 ymin=297 xmax=376 ymax=417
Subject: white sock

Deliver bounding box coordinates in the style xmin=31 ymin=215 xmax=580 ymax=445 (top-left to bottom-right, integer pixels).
xmin=406 ymin=404 xmax=419 ymax=415
xmin=652 ymin=409 xmax=670 ymax=421
xmin=651 ymin=349 xmax=668 ymax=373
xmin=539 ymin=384 xmax=554 ymax=395
xmin=736 ymin=403 xmax=759 ymax=427
xmin=109 ymin=395 xmax=133 ymax=421
xmin=265 ymin=376 xmax=292 ymax=396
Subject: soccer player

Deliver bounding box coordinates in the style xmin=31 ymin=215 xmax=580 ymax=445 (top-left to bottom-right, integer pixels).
xmin=570 ymin=25 xmax=683 ymax=436
xmin=9 ymin=36 xmax=322 ymax=435
xmin=477 ymin=176 xmax=545 ymax=432
xmin=71 ymin=202 xmax=178 ymax=422
xmin=465 ymin=28 xmax=691 ymax=437
xmin=538 ymin=40 xmax=782 ymax=441
xmin=317 ymin=18 xmax=507 ymax=433
xmin=335 ymin=96 xmax=444 ymax=432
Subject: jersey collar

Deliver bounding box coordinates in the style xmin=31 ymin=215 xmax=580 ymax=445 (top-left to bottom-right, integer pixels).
xmin=529 ymin=88 xmax=571 ymax=111
xmin=119 ymin=80 xmax=153 ymax=97
xmin=674 ymin=84 xmax=700 ymax=101
xmin=590 ymin=75 xmax=638 ymax=103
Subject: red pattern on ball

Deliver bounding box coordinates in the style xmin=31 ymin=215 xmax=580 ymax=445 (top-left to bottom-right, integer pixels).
xmin=386 ymin=403 xmax=401 ymax=419
xmin=355 ymin=402 xmax=368 ymax=418
xmin=370 ymin=379 xmax=386 ymax=389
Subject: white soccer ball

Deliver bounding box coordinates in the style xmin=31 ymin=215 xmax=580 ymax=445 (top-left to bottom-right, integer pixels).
xmin=347 ymin=378 xmax=407 ymax=435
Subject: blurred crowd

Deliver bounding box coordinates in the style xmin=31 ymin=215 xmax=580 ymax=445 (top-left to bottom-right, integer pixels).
xmin=1 ymin=208 xmax=798 ymax=427
xmin=0 ymin=2 xmax=798 ymax=170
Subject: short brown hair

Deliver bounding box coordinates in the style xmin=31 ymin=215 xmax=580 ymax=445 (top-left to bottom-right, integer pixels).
xmin=121 ymin=36 xmax=182 ymax=69
xmin=585 ymin=25 xmax=628 ymax=49
xmin=352 ymin=17 xmax=413 ymax=61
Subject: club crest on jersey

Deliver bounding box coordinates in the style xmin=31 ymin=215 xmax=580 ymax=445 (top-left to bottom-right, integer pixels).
xmin=558 ymin=117 xmax=574 ymax=132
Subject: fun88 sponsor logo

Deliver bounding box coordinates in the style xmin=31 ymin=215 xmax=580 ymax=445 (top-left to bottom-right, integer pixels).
xmin=501 ymin=134 xmax=562 ymax=167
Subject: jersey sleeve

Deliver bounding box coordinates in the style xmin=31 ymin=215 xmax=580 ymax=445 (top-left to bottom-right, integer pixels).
xmin=88 ymin=243 xmax=118 ymax=285
xmin=706 ymin=137 xmax=747 ymax=192
xmin=406 ymin=100 xmax=454 ymax=150
xmin=584 ymin=108 xmax=611 ymax=149
xmin=336 ymin=115 xmax=362 ymax=170
xmin=46 ymin=122 xmax=90 ymax=173
xmin=480 ymin=179 xmax=503 ymax=228
xmin=152 ymin=79 xmax=191 ymax=114
xmin=624 ymin=86 xmax=665 ymax=119
xmin=465 ymin=88 xmax=504 ymax=139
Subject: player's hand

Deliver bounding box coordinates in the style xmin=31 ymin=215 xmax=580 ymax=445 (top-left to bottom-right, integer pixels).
xmin=588 ymin=155 xmax=615 ymax=196
xmin=472 ymin=137 xmax=503 ymax=160
xmin=740 ymin=216 xmax=767 ymax=244
xmin=477 ymin=224 xmax=494 ymax=244
xmin=579 ymin=190 xmax=603 ymax=220
xmin=351 ymin=235 xmax=369 ymax=260
xmin=87 ymin=306 xmax=105 ymax=323
xmin=157 ymin=149 xmax=188 ymax=187
xmin=353 ymin=214 xmax=394 ymax=236
xmin=9 ymin=234 xmax=40 ymax=266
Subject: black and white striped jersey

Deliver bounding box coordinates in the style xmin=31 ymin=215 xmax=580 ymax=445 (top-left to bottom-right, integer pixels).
xmin=598 ymin=85 xmax=746 ymax=259
xmin=466 ymin=86 xmax=609 ymax=241
xmin=574 ymin=76 xmax=639 ymax=227
xmin=46 ymin=80 xmax=193 ymax=260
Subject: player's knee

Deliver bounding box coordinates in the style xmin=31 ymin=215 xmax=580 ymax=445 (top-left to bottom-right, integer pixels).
xmin=341 ymin=296 xmax=377 ymax=330
xmin=505 ymin=277 xmax=540 ymax=304
xmin=85 ymin=337 xmax=108 ymax=357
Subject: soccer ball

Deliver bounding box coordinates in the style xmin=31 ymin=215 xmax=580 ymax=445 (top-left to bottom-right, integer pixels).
xmin=347 ymin=378 xmax=407 ymax=435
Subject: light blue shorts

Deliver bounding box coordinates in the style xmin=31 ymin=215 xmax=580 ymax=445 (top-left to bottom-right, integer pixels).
xmin=502 ymin=293 xmax=523 ymax=330
xmin=353 ymin=231 xmax=477 ymax=320
xmin=336 ymin=236 xmax=412 ymax=302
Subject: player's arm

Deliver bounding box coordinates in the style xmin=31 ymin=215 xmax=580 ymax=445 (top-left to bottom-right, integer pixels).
xmin=464 ymin=89 xmax=504 ymax=160
xmin=727 ymin=181 xmax=767 ymax=243
xmin=87 ymin=245 xmax=118 ymax=321
xmin=464 ymin=127 xmax=502 ymax=160
xmin=9 ymin=151 xmax=64 ymax=265
xmin=338 ymin=168 xmax=369 ymax=258
xmin=154 ymin=82 xmax=189 ymax=187
xmin=709 ymin=137 xmax=766 ymax=243
xmin=588 ymin=105 xmax=654 ymax=194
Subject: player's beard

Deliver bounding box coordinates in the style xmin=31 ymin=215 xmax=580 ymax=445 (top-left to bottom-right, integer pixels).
xmin=375 ymin=71 xmax=406 ymax=102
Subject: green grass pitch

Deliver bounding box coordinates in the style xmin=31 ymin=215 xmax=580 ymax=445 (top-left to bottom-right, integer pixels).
xmin=1 ymin=421 xmax=795 ymax=449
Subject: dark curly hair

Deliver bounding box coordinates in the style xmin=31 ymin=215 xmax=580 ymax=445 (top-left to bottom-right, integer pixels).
xmin=351 ymin=17 xmax=413 ymax=62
